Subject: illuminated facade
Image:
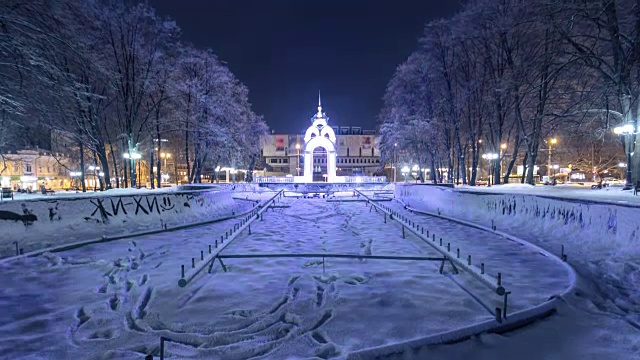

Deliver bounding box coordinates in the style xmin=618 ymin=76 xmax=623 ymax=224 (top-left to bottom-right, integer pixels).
xmin=302 ymin=95 xmax=337 ymax=182
xmin=0 ymin=150 xmax=74 ymax=190
xmin=259 ymin=96 xmax=382 ymax=180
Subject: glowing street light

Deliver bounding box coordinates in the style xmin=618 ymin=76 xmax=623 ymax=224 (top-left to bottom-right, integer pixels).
xmin=401 ymin=165 xmax=409 ymax=182
xmin=547 ymin=138 xmax=558 ymax=178
xmin=123 ymin=152 xmax=141 ymax=160
xmin=482 ymin=153 xmax=499 ymax=187
xmin=124 ymin=152 xmax=142 ymax=187
xmin=613 ymin=124 xmax=635 ymax=135
xmin=88 ymin=165 xmax=101 ymax=191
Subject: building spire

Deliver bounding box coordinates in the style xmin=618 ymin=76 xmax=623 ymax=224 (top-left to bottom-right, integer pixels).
xmin=316 ymin=91 xmax=323 ymax=118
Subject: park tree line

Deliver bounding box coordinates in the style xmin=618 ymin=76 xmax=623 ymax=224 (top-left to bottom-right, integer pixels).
xmin=379 ymin=0 xmax=638 ymax=186
xmin=0 ymin=0 xmax=267 ymax=190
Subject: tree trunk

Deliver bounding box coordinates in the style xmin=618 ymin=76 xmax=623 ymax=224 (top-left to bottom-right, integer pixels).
xmin=128 ymin=141 xmax=137 ymax=188
xmin=149 ymin=148 xmax=155 ymax=189
xmin=504 ymin=135 xmax=520 ymax=184
xmin=156 ymin=124 xmax=162 ymax=188
xmin=79 ymin=140 xmax=86 ymax=192
xmin=455 ymin=127 xmax=465 ymax=185
xmin=520 ymin=152 xmax=528 ymax=184
xmin=185 ymin=129 xmax=191 ymax=183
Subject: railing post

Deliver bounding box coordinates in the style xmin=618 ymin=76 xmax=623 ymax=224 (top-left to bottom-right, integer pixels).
xmin=503 ymin=291 xmax=511 ymax=319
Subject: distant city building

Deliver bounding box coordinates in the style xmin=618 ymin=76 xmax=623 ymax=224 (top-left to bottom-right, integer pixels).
xmin=0 ymin=149 xmax=74 ymax=190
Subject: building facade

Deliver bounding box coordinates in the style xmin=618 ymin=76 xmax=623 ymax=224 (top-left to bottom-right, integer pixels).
xmin=0 ymin=149 xmax=74 ymax=190
xmin=259 ymin=127 xmax=382 ymax=179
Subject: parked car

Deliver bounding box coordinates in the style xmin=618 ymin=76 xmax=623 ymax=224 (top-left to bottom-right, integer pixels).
xmin=603 ymin=177 xmax=623 ymax=187
xmin=1 ymin=187 xmax=13 ymax=200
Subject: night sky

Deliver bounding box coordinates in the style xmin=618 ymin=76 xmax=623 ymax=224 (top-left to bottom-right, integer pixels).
xmin=150 ymin=0 xmax=461 ymax=134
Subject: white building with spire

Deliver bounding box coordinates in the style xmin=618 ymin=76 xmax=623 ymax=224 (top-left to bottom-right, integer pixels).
xmin=257 ymin=94 xmax=382 ymax=182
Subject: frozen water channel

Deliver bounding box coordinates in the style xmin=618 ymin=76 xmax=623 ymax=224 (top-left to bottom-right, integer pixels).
xmin=0 ymin=192 xmax=570 ymax=359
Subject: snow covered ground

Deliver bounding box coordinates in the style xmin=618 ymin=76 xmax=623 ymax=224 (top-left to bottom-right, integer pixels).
xmin=0 ymin=191 xmax=570 ymax=359
xmin=396 ymin=183 xmax=640 ymax=359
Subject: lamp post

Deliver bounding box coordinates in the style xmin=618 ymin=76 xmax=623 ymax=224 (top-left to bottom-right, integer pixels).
xmin=70 ymin=171 xmax=82 ymax=192
xmin=124 ymin=152 xmax=141 ymax=187
xmin=482 ymin=153 xmax=499 ymax=187
xmin=500 ymin=143 xmax=507 ymax=181
xmin=412 ymin=164 xmax=419 ymax=183
xmin=401 ymin=165 xmax=409 ymax=183
xmin=547 ymin=138 xmax=557 ymax=178
xmin=160 ymin=153 xmax=171 ymax=185
xmin=614 ymin=124 xmax=636 ymax=190
xmin=88 ymin=165 xmax=100 ymax=191
xmin=295 ymin=143 xmax=301 ymax=176
xmin=393 ymin=143 xmax=398 ymax=182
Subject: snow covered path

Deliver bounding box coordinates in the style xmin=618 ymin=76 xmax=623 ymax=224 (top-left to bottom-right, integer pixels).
xmin=0 ymin=193 xmax=571 ymax=359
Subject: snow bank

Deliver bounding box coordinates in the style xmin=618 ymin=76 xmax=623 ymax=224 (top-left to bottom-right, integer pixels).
xmin=0 ymin=189 xmax=249 ymax=258
xmin=396 ymin=183 xmax=640 ymax=343
xmin=396 ymin=184 xmax=640 ymax=259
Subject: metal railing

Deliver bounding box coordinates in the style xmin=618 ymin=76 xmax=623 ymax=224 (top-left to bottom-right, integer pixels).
xmin=355 ymin=189 xmax=506 ymax=296
xmin=255 ymin=176 xmax=294 ymax=183
xmin=177 ymin=190 xmax=283 ymax=287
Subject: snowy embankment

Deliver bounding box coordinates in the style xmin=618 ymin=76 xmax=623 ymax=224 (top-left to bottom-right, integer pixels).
xmin=396 ymin=183 xmax=640 ymax=359
xmin=0 ymin=188 xmax=254 ymax=259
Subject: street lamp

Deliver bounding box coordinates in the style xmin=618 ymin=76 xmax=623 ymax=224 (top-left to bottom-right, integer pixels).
xmin=401 ymin=165 xmax=409 ymax=182
xmin=392 ymin=143 xmax=398 ymax=182
xmin=160 ymin=153 xmax=171 ymax=167
xmin=160 ymin=153 xmax=171 ymax=185
xmin=88 ymin=165 xmax=100 ymax=191
xmin=547 ymin=138 xmax=557 ymax=178
xmin=482 ymin=153 xmax=499 ymax=187
xmin=500 ymin=143 xmax=507 ymax=179
xmin=412 ymin=164 xmax=419 ymax=183
xmin=124 ymin=152 xmax=142 ymax=187
xmin=70 ymin=171 xmax=82 ymax=191
xmin=295 ymin=143 xmax=301 ymax=176
xmin=613 ymin=124 xmax=636 ymax=190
